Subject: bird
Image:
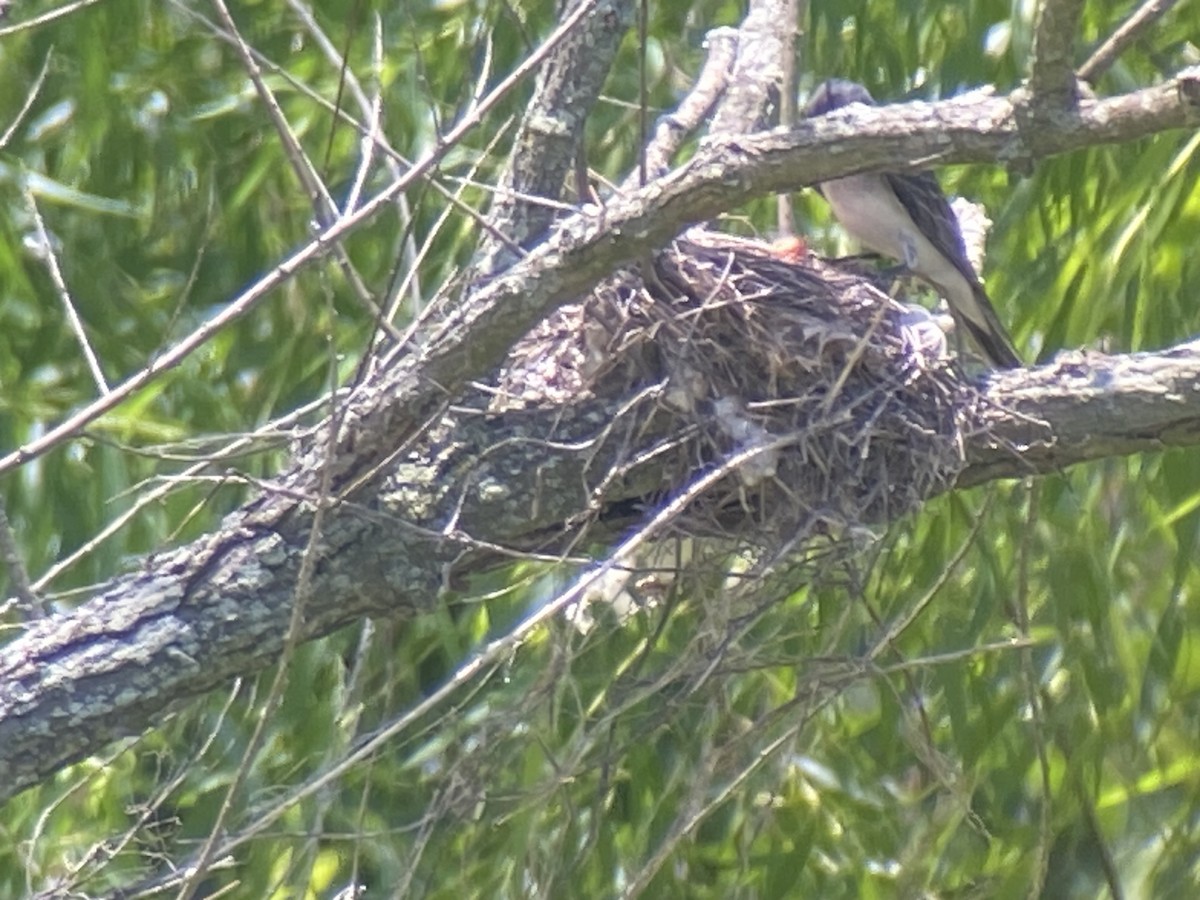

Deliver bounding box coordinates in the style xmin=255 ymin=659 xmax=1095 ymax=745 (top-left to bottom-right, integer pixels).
xmin=804 ymin=78 xmax=1022 ymax=368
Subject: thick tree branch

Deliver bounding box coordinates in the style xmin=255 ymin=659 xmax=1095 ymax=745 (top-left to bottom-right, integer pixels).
xmin=335 ymin=70 xmax=1200 ymax=491
xmin=960 ymin=342 xmax=1200 ymax=486
xmin=478 ymin=0 xmax=635 ymax=274
xmin=0 ymin=390 xmax=672 ymax=803
xmin=2 ymin=61 xmax=1200 ymax=809
xmin=1028 ymin=0 xmax=1087 ymax=103
xmin=4 ymin=332 xmax=1200 ymax=803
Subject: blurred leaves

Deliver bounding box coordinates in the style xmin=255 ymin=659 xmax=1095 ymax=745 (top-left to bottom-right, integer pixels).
xmin=1 ymin=0 xmax=1200 ymax=898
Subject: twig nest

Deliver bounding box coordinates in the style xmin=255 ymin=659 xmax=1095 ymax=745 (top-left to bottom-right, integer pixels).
xmin=499 ymin=230 xmax=976 ymax=544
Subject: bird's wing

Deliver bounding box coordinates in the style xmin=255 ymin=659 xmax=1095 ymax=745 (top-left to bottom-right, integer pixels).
xmin=963 ymin=282 xmax=1023 ymax=368
xmin=885 ymin=171 xmax=1022 ymax=367
xmin=884 ymin=170 xmax=981 ymax=287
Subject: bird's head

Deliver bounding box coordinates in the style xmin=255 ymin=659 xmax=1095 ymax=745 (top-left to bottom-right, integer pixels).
xmin=805 ymin=79 xmax=876 ymax=118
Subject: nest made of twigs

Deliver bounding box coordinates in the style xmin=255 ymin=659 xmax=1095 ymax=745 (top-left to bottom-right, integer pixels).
xmin=498 ymin=230 xmax=974 ymax=548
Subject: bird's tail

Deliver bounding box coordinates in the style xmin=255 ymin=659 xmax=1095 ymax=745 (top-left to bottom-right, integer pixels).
xmin=959 ymin=283 xmax=1022 ymax=368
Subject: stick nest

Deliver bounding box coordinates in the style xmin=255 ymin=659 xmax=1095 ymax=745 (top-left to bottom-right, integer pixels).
xmin=499 ymin=231 xmax=975 ymax=547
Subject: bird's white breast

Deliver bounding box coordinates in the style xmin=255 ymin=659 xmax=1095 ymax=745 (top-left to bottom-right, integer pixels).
xmin=821 ymin=173 xmax=979 ymax=319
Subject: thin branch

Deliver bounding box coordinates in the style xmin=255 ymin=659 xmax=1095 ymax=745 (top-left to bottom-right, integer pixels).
xmin=208 ymin=0 xmax=402 ymax=343
xmin=379 ymin=120 xmax=512 ymax=330
xmin=53 ymin=680 xmax=243 ymax=894
xmin=342 ymin=24 xmax=383 ymax=218
xmin=627 ymin=26 xmax=738 ymax=187
xmin=1028 ymin=0 xmax=1088 ymax=103
xmin=187 ymin=0 xmax=518 ymax=308
xmin=212 ymin=0 xmax=336 ymax=226
xmin=176 ymin=317 xmax=346 ymax=900
xmin=1074 ymin=766 xmax=1126 ymax=899
xmin=636 ymin=0 xmax=648 ymax=187
xmin=867 ymin=509 xmax=988 ymax=659
xmin=0 ymin=497 xmax=42 ymax=618
xmin=1013 ymin=481 xmax=1053 ymax=900
xmin=276 ymin=0 xmax=516 ymax=278
xmin=24 ymin=186 xmax=109 ymax=394
xmin=0 ymin=49 xmax=51 ymax=149
xmin=110 ymin=443 xmax=788 ymax=899
xmin=707 ymin=0 xmax=791 ymax=136
xmin=0 ymin=0 xmax=612 ymax=479
xmin=29 ymin=395 xmax=324 ymax=592
xmin=0 ymin=0 xmax=103 ymax=37
xmin=1078 ymin=0 xmax=1180 ymax=84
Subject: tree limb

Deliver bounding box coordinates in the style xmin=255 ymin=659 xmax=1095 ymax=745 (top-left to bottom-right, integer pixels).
xmin=4 ymin=328 xmax=1200 ymax=804
xmin=478 ymin=0 xmax=635 ymax=275
xmin=629 ymin=27 xmax=738 ymax=186
xmin=1078 ymin=0 xmax=1181 ymax=85
xmin=2 ymin=56 xmax=1200 ymax=809
xmin=960 ymin=342 xmax=1200 ymax=486
xmin=707 ymin=0 xmax=791 ymax=136
xmin=332 ymin=68 xmax=1200 ymax=490
xmin=1028 ymin=0 xmax=1087 ymax=103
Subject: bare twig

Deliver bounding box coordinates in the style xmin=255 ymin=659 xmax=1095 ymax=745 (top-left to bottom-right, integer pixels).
xmin=0 ymin=49 xmax=51 ymax=149
xmin=0 ymin=497 xmax=42 ymax=618
xmin=0 ymin=0 xmax=103 ymax=36
xmin=23 ymin=186 xmax=109 ymax=394
xmin=1074 ymin=765 xmax=1126 ymax=899
xmin=118 ymin=443 xmax=793 ymax=898
xmin=628 ymin=27 xmax=738 ymax=187
xmin=26 ymin=396 xmax=314 ymax=592
xmin=0 ymin=0 xmax=612 ymax=479
xmin=209 ymin=0 xmax=523 ymax=303
xmin=175 ymin=303 xmax=347 ymax=900
xmin=867 ymin=509 xmax=989 ymax=659
xmin=636 ymin=0 xmax=648 ymax=187
xmin=50 ymin=681 xmax=243 ymax=895
xmin=1078 ymin=0 xmax=1180 ymax=84
xmin=208 ymin=0 xmax=402 ymax=342
xmin=279 ymin=0 xmax=505 ymax=297
xmin=1013 ymin=481 xmax=1053 ymax=900
xmin=380 ymin=120 xmax=514 ymax=330
xmin=343 ymin=21 xmax=384 ymax=218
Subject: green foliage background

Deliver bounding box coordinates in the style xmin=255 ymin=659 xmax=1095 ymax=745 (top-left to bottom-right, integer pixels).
xmin=2 ymin=0 xmax=1199 ymax=897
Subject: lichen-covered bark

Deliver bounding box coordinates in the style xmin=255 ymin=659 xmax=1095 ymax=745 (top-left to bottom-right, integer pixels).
xmin=2 ymin=57 xmax=1199 ymax=808
xmin=477 ymin=0 xmax=637 ymax=274
xmin=3 ymin=257 xmax=1200 ymax=803
xmin=0 ymin=394 xmax=674 ymax=801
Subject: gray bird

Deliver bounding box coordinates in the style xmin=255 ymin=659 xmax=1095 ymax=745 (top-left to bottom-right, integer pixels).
xmin=804 ymin=79 xmax=1021 ymax=368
